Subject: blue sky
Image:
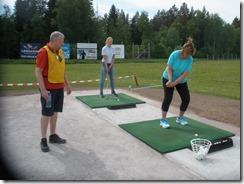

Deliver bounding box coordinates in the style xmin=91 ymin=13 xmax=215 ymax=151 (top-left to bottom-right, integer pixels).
xmin=0 ymin=0 xmax=241 ymax=24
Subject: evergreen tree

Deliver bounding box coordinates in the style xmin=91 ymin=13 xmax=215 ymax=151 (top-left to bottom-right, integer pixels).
xmin=0 ymin=5 xmax=18 ymax=58
xmin=0 ymin=0 xmax=240 ymax=59
xmin=56 ymin=0 xmax=94 ymax=43
xmin=45 ymin=0 xmax=58 ymax=35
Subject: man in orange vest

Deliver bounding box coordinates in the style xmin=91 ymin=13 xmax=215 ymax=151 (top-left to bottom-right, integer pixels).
xmin=35 ymin=31 xmax=72 ymax=152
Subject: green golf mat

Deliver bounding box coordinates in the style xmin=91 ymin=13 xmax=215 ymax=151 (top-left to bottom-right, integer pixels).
xmin=76 ymin=93 xmax=145 ymax=108
xmin=119 ymin=117 xmax=235 ymax=154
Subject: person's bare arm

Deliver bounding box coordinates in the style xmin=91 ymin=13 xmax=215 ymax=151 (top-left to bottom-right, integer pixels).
xmin=167 ymin=71 xmax=190 ymax=87
xmin=35 ymin=67 xmax=49 ymax=100
xmin=103 ymin=55 xmax=110 ymax=72
xmin=64 ymin=74 xmax=72 ymax=95
xmin=109 ymin=54 xmax=116 ymax=69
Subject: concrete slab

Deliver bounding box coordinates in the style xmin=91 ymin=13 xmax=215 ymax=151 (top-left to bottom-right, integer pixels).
xmin=0 ymin=89 xmax=240 ymax=180
xmin=93 ymin=103 xmax=174 ymax=125
xmin=165 ymin=136 xmax=240 ymax=180
xmin=78 ymin=89 xmax=174 ymax=125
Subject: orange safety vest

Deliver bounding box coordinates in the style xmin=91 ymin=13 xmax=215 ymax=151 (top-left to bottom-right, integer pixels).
xmin=43 ymin=46 xmax=65 ymax=84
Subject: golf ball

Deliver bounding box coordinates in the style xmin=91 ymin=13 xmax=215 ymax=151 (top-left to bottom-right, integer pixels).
xmin=195 ymin=134 xmax=198 ymax=137
xmin=117 ymin=99 xmax=120 ymax=101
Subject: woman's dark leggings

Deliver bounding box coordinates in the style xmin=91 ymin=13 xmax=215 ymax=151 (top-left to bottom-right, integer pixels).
xmin=161 ymin=78 xmax=190 ymax=112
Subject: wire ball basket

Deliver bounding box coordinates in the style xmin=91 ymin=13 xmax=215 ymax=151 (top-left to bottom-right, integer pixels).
xmin=190 ymin=138 xmax=212 ymax=160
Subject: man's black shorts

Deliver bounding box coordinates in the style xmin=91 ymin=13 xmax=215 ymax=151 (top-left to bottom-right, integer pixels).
xmin=40 ymin=88 xmax=64 ymax=116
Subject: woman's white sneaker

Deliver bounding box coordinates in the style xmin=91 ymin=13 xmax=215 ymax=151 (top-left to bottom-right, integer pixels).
xmin=160 ymin=118 xmax=170 ymax=129
xmin=176 ymin=117 xmax=188 ymax=125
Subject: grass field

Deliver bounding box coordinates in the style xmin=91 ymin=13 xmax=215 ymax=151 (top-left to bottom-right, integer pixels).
xmin=0 ymin=59 xmax=240 ymax=100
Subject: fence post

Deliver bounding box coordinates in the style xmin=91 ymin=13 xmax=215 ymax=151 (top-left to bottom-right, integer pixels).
xmin=133 ymin=73 xmax=139 ymax=87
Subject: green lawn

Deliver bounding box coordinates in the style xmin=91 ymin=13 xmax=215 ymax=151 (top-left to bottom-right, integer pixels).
xmin=0 ymin=60 xmax=240 ymax=100
xmin=189 ymin=60 xmax=240 ymax=99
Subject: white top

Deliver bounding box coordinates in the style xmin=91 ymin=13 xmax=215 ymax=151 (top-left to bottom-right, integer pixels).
xmin=101 ymin=45 xmax=115 ymax=64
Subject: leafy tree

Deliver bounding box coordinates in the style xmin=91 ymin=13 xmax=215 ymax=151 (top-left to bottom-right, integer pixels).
xmin=232 ymin=27 xmax=240 ymax=57
xmin=176 ymin=3 xmax=191 ymax=41
xmin=187 ymin=8 xmax=209 ymax=57
xmin=164 ymin=5 xmax=178 ymax=27
xmin=137 ymin=11 xmax=151 ymax=40
xmin=205 ymin=14 xmax=225 ymax=57
xmin=0 ymin=0 xmax=240 ymax=59
xmin=231 ymin=17 xmax=240 ymax=28
xmin=151 ymin=24 xmax=168 ymax=58
xmin=106 ymin=4 xmax=119 ymax=39
xmin=107 ymin=4 xmax=118 ymax=30
xmin=151 ymin=5 xmax=178 ymax=31
xmin=15 ymin=0 xmax=33 ymax=33
xmin=151 ymin=10 xmax=166 ymax=32
xmin=0 ymin=5 xmax=18 ymax=58
xmin=160 ymin=27 xmax=181 ymax=57
xmin=92 ymin=17 xmax=107 ymax=59
xmin=14 ymin=0 xmax=48 ymax=44
xmin=45 ymin=0 xmax=58 ymax=34
xmin=56 ymin=0 xmax=94 ymax=43
xmin=221 ymin=24 xmax=235 ymax=58
xmin=116 ymin=10 xmax=130 ymax=44
xmin=28 ymin=13 xmax=47 ymax=43
xmin=130 ymin=11 xmax=141 ymax=45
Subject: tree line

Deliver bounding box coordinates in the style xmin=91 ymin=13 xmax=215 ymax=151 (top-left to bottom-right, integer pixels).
xmin=0 ymin=0 xmax=240 ymax=59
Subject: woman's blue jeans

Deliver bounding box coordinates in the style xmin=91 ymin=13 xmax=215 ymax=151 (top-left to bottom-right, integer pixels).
xmin=99 ymin=63 xmax=115 ymax=93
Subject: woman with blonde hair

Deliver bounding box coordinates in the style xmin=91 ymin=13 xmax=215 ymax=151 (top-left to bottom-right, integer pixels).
xmin=99 ymin=37 xmax=118 ymax=97
xmin=160 ymin=37 xmax=196 ymax=129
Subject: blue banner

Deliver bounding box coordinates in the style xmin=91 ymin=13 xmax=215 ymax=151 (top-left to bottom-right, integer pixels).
xmin=20 ymin=43 xmax=41 ymax=59
xmin=62 ymin=44 xmax=70 ymax=59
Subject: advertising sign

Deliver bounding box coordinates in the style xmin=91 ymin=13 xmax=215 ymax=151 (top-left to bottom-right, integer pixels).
xmin=77 ymin=43 xmax=97 ymax=60
xmin=20 ymin=43 xmax=41 ymax=59
xmin=62 ymin=43 xmax=70 ymax=59
xmin=113 ymin=44 xmax=125 ymax=59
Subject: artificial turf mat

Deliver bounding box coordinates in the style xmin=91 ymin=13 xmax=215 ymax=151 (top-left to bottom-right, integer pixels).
xmin=76 ymin=93 xmax=145 ymax=108
xmin=119 ymin=117 xmax=235 ymax=154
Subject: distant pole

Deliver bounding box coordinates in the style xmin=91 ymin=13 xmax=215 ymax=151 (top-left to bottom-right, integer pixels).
xmin=148 ymin=43 xmax=150 ymax=59
xmin=137 ymin=45 xmax=139 ymax=59
xmin=132 ymin=44 xmax=134 ymax=59
xmin=213 ymin=37 xmax=215 ymax=60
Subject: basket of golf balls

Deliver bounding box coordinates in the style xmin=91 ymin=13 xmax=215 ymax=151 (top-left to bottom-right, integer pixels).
xmin=190 ymin=138 xmax=212 ymax=160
